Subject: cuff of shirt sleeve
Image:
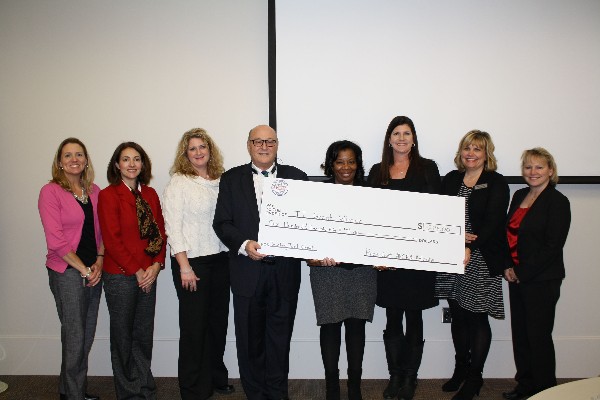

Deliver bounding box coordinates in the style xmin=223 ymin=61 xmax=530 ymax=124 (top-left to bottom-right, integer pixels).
xmin=239 ymin=240 xmax=249 ymax=256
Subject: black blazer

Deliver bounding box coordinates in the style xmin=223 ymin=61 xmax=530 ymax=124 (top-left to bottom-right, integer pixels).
xmin=506 ymin=185 xmax=571 ymax=283
xmin=213 ymin=163 xmax=308 ymax=299
xmin=442 ymin=169 xmax=509 ymax=276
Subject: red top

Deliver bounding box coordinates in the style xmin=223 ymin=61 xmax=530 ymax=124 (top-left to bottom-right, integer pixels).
xmin=506 ymin=207 xmax=529 ymax=266
xmin=98 ymin=182 xmax=166 ymax=275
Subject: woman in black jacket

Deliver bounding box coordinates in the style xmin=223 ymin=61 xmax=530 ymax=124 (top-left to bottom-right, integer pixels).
xmin=502 ymin=148 xmax=570 ymax=400
xmin=368 ymin=116 xmax=441 ymax=400
xmin=436 ymin=130 xmax=509 ymax=400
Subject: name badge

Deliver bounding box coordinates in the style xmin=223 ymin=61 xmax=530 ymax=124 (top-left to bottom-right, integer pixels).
xmin=473 ymin=183 xmax=488 ymax=190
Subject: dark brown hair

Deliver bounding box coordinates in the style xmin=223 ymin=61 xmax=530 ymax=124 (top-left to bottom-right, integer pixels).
xmin=375 ymin=116 xmax=424 ymax=185
xmin=106 ymin=142 xmax=153 ymax=185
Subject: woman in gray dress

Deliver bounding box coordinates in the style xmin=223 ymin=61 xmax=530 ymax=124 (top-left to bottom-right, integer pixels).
xmin=307 ymin=140 xmax=377 ymax=400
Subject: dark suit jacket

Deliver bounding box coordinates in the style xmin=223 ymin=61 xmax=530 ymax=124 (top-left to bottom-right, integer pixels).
xmin=213 ymin=163 xmax=308 ymax=299
xmin=442 ymin=169 xmax=509 ymax=276
xmin=506 ymin=185 xmax=571 ymax=283
xmin=98 ymin=183 xmax=167 ymax=276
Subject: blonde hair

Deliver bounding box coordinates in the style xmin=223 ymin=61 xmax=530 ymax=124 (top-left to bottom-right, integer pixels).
xmin=170 ymin=128 xmax=224 ymax=178
xmin=521 ymin=147 xmax=559 ymax=185
xmin=454 ymin=130 xmax=498 ymax=172
xmin=50 ymin=137 xmax=95 ymax=193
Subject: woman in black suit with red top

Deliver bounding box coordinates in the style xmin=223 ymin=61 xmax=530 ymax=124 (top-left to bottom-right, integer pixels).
xmin=435 ymin=130 xmax=509 ymax=400
xmin=502 ymin=148 xmax=571 ymax=400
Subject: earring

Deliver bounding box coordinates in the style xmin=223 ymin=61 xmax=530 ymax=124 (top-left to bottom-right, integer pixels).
xmin=412 ymin=143 xmax=416 ymax=147
xmin=389 ymin=143 xmax=392 ymax=147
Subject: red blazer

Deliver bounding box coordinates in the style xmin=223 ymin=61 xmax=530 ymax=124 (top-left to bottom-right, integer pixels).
xmin=98 ymin=182 xmax=166 ymax=276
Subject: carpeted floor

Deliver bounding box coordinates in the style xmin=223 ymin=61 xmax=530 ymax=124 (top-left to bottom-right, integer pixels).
xmin=0 ymin=375 xmax=577 ymax=400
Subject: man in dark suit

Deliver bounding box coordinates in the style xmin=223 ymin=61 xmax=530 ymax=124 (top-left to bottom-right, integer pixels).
xmin=213 ymin=125 xmax=308 ymax=400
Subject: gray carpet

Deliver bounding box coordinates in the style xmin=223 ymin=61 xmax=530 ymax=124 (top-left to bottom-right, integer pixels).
xmin=0 ymin=375 xmax=576 ymax=400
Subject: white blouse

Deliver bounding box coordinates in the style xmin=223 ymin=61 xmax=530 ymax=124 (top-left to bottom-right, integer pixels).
xmin=162 ymin=173 xmax=228 ymax=258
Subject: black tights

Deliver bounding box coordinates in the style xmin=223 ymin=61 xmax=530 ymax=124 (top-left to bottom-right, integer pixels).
xmin=320 ymin=318 xmax=366 ymax=373
xmin=385 ymin=307 xmax=423 ymax=347
xmin=448 ymin=299 xmax=491 ymax=373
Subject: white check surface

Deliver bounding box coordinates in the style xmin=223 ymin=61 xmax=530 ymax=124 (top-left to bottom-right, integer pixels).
xmin=258 ymin=178 xmax=465 ymax=274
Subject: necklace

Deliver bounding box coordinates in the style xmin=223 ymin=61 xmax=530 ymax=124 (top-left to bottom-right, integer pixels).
xmin=527 ymin=190 xmax=540 ymax=203
xmin=73 ymin=187 xmax=88 ymax=204
xmin=391 ymin=159 xmax=409 ymax=177
xmin=463 ymin=172 xmax=481 ymax=187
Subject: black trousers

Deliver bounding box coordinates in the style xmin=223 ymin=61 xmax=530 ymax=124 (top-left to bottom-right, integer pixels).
xmin=171 ymin=252 xmax=230 ymax=400
xmin=509 ymin=279 xmax=561 ymax=395
xmin=233 ymin=264 xmax=298 ymax=400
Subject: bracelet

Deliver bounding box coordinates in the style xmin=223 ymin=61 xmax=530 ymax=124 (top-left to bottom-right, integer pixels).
xmin=180 ymin=268 xmax=193 ymax=274
xmin=97 ymin=254 xmax=104 ymax=257
xmin=80 ymin=267 xmax=92 ymax=278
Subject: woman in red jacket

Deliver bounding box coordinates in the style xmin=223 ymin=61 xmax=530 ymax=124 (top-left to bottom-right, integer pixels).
xmin=98 ymin=142 xmax=166 ymax=400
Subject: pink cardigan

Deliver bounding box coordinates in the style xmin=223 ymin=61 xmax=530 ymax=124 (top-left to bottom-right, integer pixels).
xmin=38 ymin=182 xmax=103 ymax=273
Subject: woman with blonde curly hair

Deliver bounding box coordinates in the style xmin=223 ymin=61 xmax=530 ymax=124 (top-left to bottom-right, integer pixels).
xmin=162 ymin=128 xmax=233 ymax=400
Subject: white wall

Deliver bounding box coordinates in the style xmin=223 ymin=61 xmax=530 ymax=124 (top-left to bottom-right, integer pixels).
xmin=275 ymin=0 xmax=600 ymax=379
xmin=0 ymin=0 xmax=268 ymax=376
xmin=0 ymin=0 xmax=598 ymax=380
xmin=276 ymin=0 xmax=600 ymax=177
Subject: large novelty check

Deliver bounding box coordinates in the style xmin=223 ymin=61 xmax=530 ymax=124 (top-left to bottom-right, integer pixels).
xmin=258 ymin=178 xmax=465 ymax=274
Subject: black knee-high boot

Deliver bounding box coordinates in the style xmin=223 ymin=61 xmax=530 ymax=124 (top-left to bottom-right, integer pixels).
xmin=397 ymin=340 xmax=424 ymax=400
xmin=320 ymin=323 xmax=342 ymax=400
xmin=382 ymin=330 xmax=403 ymax=399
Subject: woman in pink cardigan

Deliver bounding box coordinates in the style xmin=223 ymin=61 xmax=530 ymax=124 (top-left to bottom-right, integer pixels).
xmin=38 ymin=138 xmax=103 ymax=400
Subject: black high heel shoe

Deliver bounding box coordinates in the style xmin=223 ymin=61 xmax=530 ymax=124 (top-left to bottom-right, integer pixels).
xmin=451 ymin=373 xmax=483 ymax=400
xmin=442 ymin=356 xmax=470 ymax=392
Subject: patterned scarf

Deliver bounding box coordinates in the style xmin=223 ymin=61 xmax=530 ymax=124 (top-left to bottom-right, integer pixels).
xmin=131 ymin=187 xmax=163 ymax=257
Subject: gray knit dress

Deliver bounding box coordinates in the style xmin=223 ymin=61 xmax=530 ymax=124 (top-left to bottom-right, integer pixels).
xmin=310 ymin=264 xmax=377 ymax=325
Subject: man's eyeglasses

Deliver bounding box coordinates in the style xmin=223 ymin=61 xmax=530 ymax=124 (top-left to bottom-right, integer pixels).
xmin=249 ymin=139 xmax=278 ymax=147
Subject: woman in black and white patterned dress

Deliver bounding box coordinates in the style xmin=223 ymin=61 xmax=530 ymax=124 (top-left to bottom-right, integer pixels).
xmin=435 ymin=130 xmax=509 ymax=400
